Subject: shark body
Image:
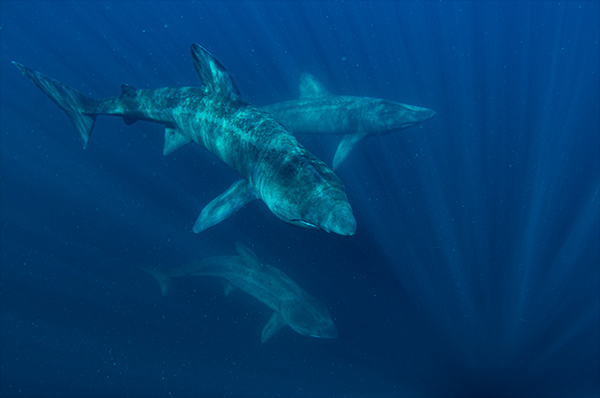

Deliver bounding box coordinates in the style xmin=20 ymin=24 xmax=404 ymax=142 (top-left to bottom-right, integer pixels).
xmin=13 ymin=45 xmax=356 ymax=235
xmin=141 ymin=243 xmax=338 ymax=343
xmin=262 ymin=73 xmax=436 ymax=169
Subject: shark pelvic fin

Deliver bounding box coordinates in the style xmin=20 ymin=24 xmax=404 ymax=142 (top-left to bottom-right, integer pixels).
xmin=120 ymin=85 xmax=139 ymax=125
xmin=222 ymin=280 xmax=235 ymax=297
xmin=12 ymin=61 xmax=98 ymax=148
xmin=163 ymin=125 xmax=192 ymax=156
xmin=299 ymin=73 xmax=331 ymax=99
xmin=193 ymin=179 xmax=259 ymax=233
xmin=137 ymin=266 xmax=172 ymax=296
xmin=261 ymin=312 xmax=287 ymax=343
xmin=332 ymin=132 xmax=368 ymax=170
xmin=190 ymin=43 xmax=241 ymax=100
xmin=235 ymin=242 xmax=262 ymax=268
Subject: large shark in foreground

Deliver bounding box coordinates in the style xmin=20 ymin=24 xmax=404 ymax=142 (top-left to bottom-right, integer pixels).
xmin=13 ymin=45 xmax=356 ymax=235
xmin=140 ymin=243 xmax=338 ymax=343
xmin=262 ymin=73 xmax=436 ymax=169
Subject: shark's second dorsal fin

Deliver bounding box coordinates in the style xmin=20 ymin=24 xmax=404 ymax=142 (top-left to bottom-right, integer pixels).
xmin=190 ymin=43 xmax=241 ymax=101
xmin=299 ymin=73 xmax=331 ymax=99
xmin=235 ymin=242 xmax=262 ymax=268
xmin=121 ymin=84 xmax=137 ymax=96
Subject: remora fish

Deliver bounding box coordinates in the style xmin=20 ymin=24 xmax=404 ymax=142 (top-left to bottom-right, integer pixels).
xmin=140 ymin=242 xmax=338 ymax=343
xmin=261 ymin=73 xmax=436 ymax=169
xmin=13 ymin=45 xmax=356 ymax=235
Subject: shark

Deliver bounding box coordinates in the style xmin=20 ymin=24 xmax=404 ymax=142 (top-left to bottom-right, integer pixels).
xmin=12 ymin=45 xmax=356 ymax=235
xmin=139 ymin=242 xmax=338 ymax=343
xmin=261 ymin=73 xmax=436 ymax=169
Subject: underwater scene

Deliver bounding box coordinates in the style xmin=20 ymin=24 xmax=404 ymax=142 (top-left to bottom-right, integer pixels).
xmin=0 ymin=1 xmax=598 ymax=397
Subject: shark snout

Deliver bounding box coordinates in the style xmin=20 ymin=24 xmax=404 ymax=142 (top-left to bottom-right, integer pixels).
xmin=402 ymin=104 xmax=436 ymax=123
xmin=321 ymin=202 xmax=356 ymax=236
xmin=421 ymin=107 xmax=437 ymax=121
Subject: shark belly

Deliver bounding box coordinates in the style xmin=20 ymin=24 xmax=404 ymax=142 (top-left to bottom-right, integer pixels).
xmin=191 ymin=256 xmax=296 ymax=314
xmin=262 ymin=97 xmax=361 ymax=135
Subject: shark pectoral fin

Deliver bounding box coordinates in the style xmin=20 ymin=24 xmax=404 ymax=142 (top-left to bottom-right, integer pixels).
xmin=261 ymin=312 xmax=287 ymax=343
xmin=190 ymin=44 xmax=242 ymax=100
xmin=137 ymin=266 xmax=172 ymax=296
xmin=163 ymin=125 xmax=192 ymax=156
xmin=332 ymin=132 xmax=368 ymax=170
xmin=222 ymin=280 xmax=235 ymax=297
xmin=234 ymin=242 xmax=262 ymax=268
xmin=193 ymin=179 xmax=259 ymax=233
xmin=299 ymin=73 xmax=331 ymax=99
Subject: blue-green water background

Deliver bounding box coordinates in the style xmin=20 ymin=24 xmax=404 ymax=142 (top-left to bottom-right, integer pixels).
xmin=1 ymin=1 xmax=598 ymax=397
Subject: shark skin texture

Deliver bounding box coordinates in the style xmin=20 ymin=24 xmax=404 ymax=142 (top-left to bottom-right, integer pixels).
xmin=138 ymin=242 xmax=338 ymax=343
xmin=261 ymin=73 xmax=436 ymax=169
xmin=13 ymin=45 xmax=356 ymax=236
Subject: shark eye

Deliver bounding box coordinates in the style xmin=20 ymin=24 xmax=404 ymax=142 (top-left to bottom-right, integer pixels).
xmin=291 ymin=219 xmax=319 ymax=229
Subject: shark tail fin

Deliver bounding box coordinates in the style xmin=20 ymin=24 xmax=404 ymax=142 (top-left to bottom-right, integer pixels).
xmin=137 ymin=266 xmax=172 ymax=296
xmin=12 ymin=61 xmax=98 ymax=149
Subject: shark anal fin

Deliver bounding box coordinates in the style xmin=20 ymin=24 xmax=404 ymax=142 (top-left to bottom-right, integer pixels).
xmin=261 ymin=312 xmax=287 ymax=343
xmin=299 ymin=73 xmax=331 ymax=99
xmin=190 ymin=44 xmax=241 ymax=101
xmin=163 ymin=125 xmax=192 ymax=156
xmin=193 ymin=179 xmax=259 ymax=233
xmin=332 ymin=132 xmax=368 ymax=170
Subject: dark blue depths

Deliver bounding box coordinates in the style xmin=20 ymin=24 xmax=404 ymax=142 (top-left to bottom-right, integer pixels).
xmin=0 ymin=1 xmax=598 ymax=397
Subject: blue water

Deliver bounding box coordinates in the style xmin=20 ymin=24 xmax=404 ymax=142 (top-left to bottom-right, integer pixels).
xmin=1 ymin=1 xmax=598 ymax=397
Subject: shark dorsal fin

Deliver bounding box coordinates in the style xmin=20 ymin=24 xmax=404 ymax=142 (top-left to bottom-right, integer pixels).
xmin=299 ymin=73 xmax=331 ymax=99
xmin=235 ymin=242 xmax=262 ymax=268
xmin=190 ymin=43 xmax=241 ymax=100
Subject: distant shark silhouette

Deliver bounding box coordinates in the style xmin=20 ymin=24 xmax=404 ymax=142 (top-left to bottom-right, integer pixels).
xmin=13 ymin=45 xmax=356 ymax=235
xmin=262 ymin=73 xmax=436 ymax=169
xmin=139 ymin=242 xmax=338 ymax=343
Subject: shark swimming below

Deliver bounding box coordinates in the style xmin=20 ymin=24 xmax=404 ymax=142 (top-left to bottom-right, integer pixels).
xmin=261 ymin=73 xmax=436 ymax=169
xmin=139 ymin=242 xmax=338 ymax=343
xmin=13 ymin=45 xmax=356 ymax=235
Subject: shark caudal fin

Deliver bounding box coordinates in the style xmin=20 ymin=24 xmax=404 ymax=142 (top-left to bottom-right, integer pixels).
xmin=12 ymin=62 xmax=98 ymax=148
xmin=137 ymin=266 xmax=172 ymax=296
